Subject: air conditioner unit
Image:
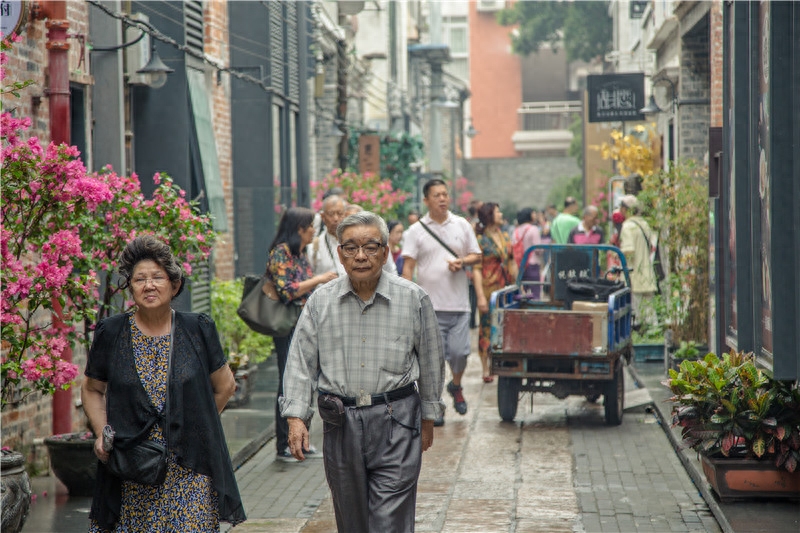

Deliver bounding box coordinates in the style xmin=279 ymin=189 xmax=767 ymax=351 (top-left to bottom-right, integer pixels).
xmin=476 ymin=0 xmax=505 ymax=13
xmin=125 ymin=13 xmax=151 ymax=86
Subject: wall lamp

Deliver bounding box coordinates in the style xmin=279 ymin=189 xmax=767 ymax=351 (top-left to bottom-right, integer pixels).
xmin=465 ymin=119 xmax=479 ymax=139
xmin=640 ymin=76 xmax=710 ymax=115
xmin=92 ymin=30 xmax=173 ymax=89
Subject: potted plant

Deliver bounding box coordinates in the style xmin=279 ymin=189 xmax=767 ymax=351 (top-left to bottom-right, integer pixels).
xmin=666 ymin=350 xmax=800 ymax=501
xmin=210 ymin=278 xmax=274 ymax=407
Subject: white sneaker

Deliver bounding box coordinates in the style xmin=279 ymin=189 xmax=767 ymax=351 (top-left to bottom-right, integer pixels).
xmin=303 ymin=444 xmax=323 ymax=459
xmin=276 ymin=447 xmax=299 ymax=463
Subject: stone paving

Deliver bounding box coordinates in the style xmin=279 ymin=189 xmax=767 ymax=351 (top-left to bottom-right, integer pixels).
xmin=228 ymin=329 xmax=722 ymax=533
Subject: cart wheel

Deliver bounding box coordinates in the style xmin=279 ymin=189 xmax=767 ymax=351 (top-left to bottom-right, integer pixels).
xmin=604 ymin=362 xmax=624 ymax=426
xmin=497 ymin=377 xmax=521 ymax=422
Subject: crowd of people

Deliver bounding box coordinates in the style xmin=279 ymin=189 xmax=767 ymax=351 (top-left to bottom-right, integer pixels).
xmin=82 ymin=178 xmax=657 ymax=532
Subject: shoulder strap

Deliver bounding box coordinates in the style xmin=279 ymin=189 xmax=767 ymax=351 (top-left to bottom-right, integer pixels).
xmin=419 ymin=220 xmax=458 ymax=258
xmin=630 ymin=220 xmax=653 ymax=249
xmin=165 ymin=309 xmax=175 ymax=447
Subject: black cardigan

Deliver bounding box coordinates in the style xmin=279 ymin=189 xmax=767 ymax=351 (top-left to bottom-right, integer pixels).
xmin=85 ymin=311 xmax=246 ymax=529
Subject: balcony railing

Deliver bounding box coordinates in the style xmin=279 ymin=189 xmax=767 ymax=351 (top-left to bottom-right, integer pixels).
xmin=513 ymin=100 xmax=581 ymax=154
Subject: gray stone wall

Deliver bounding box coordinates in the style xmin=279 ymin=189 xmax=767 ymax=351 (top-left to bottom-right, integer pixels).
xmin=462 ymin=156 xmax=581 ymax=213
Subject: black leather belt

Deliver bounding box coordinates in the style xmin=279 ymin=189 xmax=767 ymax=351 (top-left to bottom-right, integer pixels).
xmin=332 ymin=383 xmax=417 ymax=407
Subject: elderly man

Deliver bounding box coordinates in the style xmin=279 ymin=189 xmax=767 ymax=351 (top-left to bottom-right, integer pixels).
xmin=308 ymin=195 xmax=397 ymax=276
xmin=568 ymin=205 xmax=604 ymax=244
xmin=281 ymin=211 xmax=445 ymax=533
xmin=618 ymin=195 xmax=658 ymax=327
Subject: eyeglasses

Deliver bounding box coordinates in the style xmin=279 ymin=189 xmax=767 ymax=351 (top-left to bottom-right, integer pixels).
xmin=131 ymin=276 xmax=169 ymax=288
xmin=339 ymin=242 xmax=385 ymax=258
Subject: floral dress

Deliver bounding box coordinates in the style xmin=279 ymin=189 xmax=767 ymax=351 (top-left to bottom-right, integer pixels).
xmin=267 ymin=242 xmax=314 ymax=306
xmin=475 ymin=230 xmax=513 ymax=358
xmin=89 ymin=315 xmax=219 ymax=533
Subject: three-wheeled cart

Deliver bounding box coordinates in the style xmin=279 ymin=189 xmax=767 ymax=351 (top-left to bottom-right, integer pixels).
xmin=489 ymin=244 xmax=633 ymax=425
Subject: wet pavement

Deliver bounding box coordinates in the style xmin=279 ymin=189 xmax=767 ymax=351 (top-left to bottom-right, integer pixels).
xmin=21 ymin=332 xmax=800 ymax=532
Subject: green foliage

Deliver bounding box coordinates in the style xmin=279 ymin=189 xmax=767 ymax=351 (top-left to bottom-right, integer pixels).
xmin=638 ymin=160 xmax=709 ymax=344
xmin=497 ymin=1 xmax=612 ymax=62
xmin=210 ymin=278 xmax=273 ymax=367
xmin=546 ymin=174 xmax=583 ymax=211
xmin=673 ymin=340 xmax=702 ymax=361
xmin=667 ymin=350 xmax=800 ymax=472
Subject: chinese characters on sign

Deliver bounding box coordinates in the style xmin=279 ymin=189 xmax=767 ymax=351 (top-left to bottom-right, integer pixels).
xmin=587 ymin=73 xmax=645 ymax=123
xmin=0 ymin=0 xmax=28 ymax=37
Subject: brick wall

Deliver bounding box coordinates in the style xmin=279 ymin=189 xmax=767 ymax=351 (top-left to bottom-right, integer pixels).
xmin=204 ymin=0 xmax=235 ymax=281
xmin=709 ymin=2 xmax=723 ymax=128
xmin=2 ymin=4 xmax=92 ymax=461
xmin=680 ymin=28 xmax=711 ymax=163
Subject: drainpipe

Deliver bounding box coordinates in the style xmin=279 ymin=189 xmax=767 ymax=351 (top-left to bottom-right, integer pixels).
xmin=35 ymin=0 xmax=73 ymax=435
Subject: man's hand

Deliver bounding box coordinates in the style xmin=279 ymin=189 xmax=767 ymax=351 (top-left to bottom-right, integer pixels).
xmin=421 ymin=419 xmax=434 ymax=452
xmin=287 ymin=417 xmax=309 ymax=461
xmin=446 ymin=258 xmax=464 ymax=272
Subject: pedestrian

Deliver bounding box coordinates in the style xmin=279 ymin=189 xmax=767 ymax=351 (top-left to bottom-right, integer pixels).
xmin=541 ymin=204 xmax=558 ymax=242
xmin=550 ymin=197 xmax=581 ymax=244
xmin=307 ymin=194 xmax=346 ymax=277
xmin=280 ymin=211 xmax=445 ymax=533
xmin=618 ymin=195 xmax=658 ymax=327
xmin=567 ymin=205 xmax=605 ymax=244
xmin=313 ymin=186 xmax=346 ymax=234
xmin=267 ymin=207 xmax=337 ymax=461
xmin=82 ymin=235 xmax=246 ymax=532
xmin=473 ymin=202 xmax=517 ymax=383
xmin=512 ymin=207 xmax=543 ymax=299
xmin=387 ymin=219 xmax=405 ymax=274
xmin=402 ymin=178 xmax=482 ymax=425
xmin=308 ymin=196 xmax=398 ymax=276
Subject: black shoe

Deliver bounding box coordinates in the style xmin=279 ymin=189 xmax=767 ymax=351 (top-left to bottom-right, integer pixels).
xmin=447 ymin=381 xmax=468 ymax=415
xmin=433 ymin=416 xmax=445 ymax=427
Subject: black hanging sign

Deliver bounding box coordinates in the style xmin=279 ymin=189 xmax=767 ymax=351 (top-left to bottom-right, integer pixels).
xmin=587 ymin=73 xmax=645 ymax=123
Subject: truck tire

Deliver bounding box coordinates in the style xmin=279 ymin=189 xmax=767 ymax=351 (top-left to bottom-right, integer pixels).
xmin=604 ymin=362 xmax=624 ymax=426
xmin=498 ymin=377 xmax=521 ymax=422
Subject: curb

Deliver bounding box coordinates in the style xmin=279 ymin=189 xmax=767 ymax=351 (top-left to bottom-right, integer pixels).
xmin=232 ymin=423 xmax=275 ymax=471
xmin=627 ymin=363 xmax=734 ymax=533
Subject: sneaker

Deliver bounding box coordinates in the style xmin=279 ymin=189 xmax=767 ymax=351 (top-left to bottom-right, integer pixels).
xmin=433 ymin=416 xmax=445 ymax=427
xmin=276 ymin=447 xmax=299 ymax=463
xmin=303 ymin=444 xmax=323 ymax=459
xmin=447 ymin=381 xmax=468 ymax=415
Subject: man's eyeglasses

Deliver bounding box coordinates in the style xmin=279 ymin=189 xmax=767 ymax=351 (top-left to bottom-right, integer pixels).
xmin=131 ymin=276 xmax=169 ymax=288
xmin=339 ymin=242 xmax=385 ymax=258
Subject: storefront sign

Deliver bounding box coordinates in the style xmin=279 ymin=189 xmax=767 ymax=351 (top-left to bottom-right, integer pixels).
xmin=587 ymin=73 xmax=645 ymax=123
xmin=1 ymin=0 xmax=29 ymax=38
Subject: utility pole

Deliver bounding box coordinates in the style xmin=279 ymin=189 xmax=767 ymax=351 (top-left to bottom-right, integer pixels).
xmin=428 ymin=0 xmax=443 ymax=175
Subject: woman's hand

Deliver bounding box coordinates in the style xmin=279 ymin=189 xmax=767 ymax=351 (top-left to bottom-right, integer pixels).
xmin=316 ymin=271 xmax=338 ymax=285
xmin=477 ymin=295 xmax=489 ymax=314
xmin=94 ymin=435 xmax=109 ymax=463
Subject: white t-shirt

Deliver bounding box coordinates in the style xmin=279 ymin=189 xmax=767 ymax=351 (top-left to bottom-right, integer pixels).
xmin=402 ymin=212 xmax=481 ymax=312
xmin=306 ymin=230 xmax=398 ymax=278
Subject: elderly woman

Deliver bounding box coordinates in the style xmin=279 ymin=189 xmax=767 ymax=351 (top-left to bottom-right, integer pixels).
xmin=268 ymin=207 xmax=337 ymax=461
xmin=473 ymin=202 xmax=517 ymax=383
xmin=82 ymin=235 xmax=246 ymax=532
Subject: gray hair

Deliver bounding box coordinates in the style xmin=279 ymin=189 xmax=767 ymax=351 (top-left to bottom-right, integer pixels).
xmin=322 ymin=194 xmax=344 ymax=212
xmin=583 ymin=205 xmax=599 ymax=217
xmin=336 ymin=211 xmax=389 ymax=245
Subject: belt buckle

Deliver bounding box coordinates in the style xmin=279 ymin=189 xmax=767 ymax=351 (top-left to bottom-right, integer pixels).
xmin=356 ymin=391 xmax=372 ymax=407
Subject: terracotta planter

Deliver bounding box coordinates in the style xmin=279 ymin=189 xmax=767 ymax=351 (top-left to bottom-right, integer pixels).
xmin=700 ymin=454 xmax=800 ymax=502
xmin=0 ymin=450 xmax=31 ymax=533
xmin=44 ymin=432 xmax=97 ymax=497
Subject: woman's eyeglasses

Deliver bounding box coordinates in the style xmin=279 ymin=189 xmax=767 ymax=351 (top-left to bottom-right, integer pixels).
xmin=339 ymin=243 xmax=384 ymax=258
xmin=131 ymin=276 xmax=168 ymax=288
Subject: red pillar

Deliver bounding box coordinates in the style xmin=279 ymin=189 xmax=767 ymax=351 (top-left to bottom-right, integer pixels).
xmin=40 ymin=0 xmax=73 ymax=435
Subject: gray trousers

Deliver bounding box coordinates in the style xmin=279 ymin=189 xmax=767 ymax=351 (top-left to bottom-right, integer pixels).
xmin=318 ymin=392 xmax=422 ymax=533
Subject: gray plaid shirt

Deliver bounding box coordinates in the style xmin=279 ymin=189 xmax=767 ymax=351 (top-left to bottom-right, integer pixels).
xmin=280 ymin=272 xmax=445 ymax=421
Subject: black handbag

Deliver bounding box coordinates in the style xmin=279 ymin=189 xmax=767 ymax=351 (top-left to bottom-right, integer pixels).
xmin=237 ymin=274 xmax=302 ymax=337
xmin=106 ymin=311 xmax=174 ymax=486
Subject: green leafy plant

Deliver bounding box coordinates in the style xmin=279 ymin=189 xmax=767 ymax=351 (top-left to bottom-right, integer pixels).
xmin=639 ymin=160 xmax=709 ymax=345
xmin=672 ymin=340 xmax=703 ymax=362
xmin=667 ymin=351 xmax=800 ymax=473
xmin=210 ymin=278 xmax=273 ymax=370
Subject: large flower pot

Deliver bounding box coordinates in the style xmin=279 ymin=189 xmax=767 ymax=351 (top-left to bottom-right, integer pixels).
xmin=44 ymin=432 xmax=98 ymax=497
xmin=700 ymin=454 xmax=800 ymax=502
xmin=0 ymin=449 xmax=32 ymax=533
